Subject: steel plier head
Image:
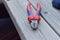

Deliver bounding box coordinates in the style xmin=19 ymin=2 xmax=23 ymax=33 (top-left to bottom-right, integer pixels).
xmin=27 ymin=2 xmax=41 ymax=30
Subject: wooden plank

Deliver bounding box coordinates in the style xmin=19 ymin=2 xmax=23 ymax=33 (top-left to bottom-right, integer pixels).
xmin=28 ymin=0 xmax=60 ymax=40
xmin=2 ymin=0 xmax=60 ymax=40
xmin=2 ymin=0 xmax=47 ymax=40
xmin=28 ymin=0 xmax=60 ymax=36
xmin=42 ymin=0 xmax=60 ymax=36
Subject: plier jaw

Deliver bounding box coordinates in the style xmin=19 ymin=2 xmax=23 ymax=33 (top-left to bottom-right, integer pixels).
xmin=27 ymin=2 xmax=41 ymax=30
xmin=30 ymin=20 xmax=38 ymax=30
xmin=28 ymin=15 xmax=41 ymax=30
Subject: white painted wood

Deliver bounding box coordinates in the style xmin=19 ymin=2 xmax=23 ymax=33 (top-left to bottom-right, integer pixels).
xmin=42 ymin=0 xmax=60 ymax=35
xmin=28 ymin=0 xmax=60 ymax=40
xmin=2 ymin=0 xmax=46 ymax=40
xmin=29 ymin=0 xmax=60 ymax=36
xmin=2 ymin=0 xmax=60 ymax=40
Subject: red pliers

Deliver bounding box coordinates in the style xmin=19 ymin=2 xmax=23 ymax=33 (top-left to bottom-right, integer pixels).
xmin=27 ymin=2 xmax=41 ymax=30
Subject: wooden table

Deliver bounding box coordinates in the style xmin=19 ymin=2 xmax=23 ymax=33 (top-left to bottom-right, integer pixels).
xmin=2 ymin=0 xmax=60 ymax=40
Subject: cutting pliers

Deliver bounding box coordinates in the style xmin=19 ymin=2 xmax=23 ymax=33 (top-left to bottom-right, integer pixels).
xmin=27 ymin=2 xmax=41 ymax=30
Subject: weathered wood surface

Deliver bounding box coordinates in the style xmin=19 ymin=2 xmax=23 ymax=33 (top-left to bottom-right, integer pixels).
xmin=30 ymin=0 xmax=60 ymax=36
xmin=28 ymin=0 xmax=60 ymax=37
xmin=2 ymin=0 xmax=60 ymax=40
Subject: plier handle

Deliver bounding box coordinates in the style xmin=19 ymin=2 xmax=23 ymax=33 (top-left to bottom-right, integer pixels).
xmin=27 ymin=2 xmax=41 ymax=30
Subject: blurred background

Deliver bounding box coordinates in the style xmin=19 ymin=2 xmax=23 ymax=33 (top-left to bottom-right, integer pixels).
xmin=0 ymin=0 xmax=21 ymax=40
